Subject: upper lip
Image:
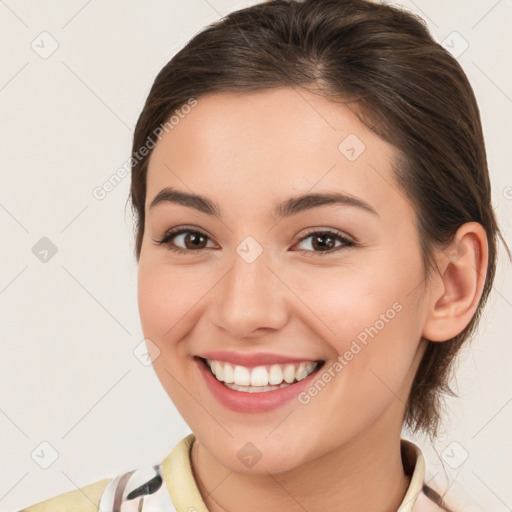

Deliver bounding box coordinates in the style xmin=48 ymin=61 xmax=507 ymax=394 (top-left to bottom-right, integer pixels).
xmin=197 ymin=350 xmax=323 ymax=367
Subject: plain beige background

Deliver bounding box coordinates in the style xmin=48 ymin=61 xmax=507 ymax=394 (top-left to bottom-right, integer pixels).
xmin=0 ymin=1 xmax=511 ymax=511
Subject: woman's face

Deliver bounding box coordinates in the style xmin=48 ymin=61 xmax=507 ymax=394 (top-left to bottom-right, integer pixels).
xmin=138 ymin=87 xmax=431 ymax=473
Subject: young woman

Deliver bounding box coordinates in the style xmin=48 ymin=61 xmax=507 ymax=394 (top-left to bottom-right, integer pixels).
xmin=19 ymin=0 xmax=509 ymax=510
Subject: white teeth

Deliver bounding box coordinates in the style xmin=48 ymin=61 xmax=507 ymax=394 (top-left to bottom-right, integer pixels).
xmin=223 ymin=362 xmax=235 ymax=383
xmin=283 ymin=364 xmax=296 ymax=383
xmin=296 ymin=362 xmax=308 ymax=381
xmin=205 ymin=358 xmax=319 ymax=389
xmin=212 ymin=360 xmax=223 ymax=381
xmin=233 ymin=365 xmax=251 ymax=386
xmin=250 ymin=366 xmax=269 ymax=386
xmin=224 ymin=382 xmax=291 ymax=393
xmin=268 ymin=364 xmax=283 ymax=385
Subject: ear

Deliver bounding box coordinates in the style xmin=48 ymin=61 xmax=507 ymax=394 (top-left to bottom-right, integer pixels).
xmin=422 ymin=222 xmax=489 ymax=342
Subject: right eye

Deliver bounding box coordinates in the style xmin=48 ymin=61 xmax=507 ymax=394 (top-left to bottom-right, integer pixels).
xmin=154 ymin=227 xmax=217 ymax=254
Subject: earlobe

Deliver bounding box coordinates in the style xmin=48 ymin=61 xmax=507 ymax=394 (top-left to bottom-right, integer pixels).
xmin=421 ymin=222 xmax=489 ymax=342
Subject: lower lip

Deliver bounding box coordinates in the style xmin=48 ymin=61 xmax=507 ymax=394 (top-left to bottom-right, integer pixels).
xmin=195 ymin=357 xmax=324 ymax=413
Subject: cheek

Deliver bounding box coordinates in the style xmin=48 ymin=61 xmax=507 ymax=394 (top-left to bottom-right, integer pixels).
xmin=137 ymin=257 xmax=205 ymax=339
xmin=285 ymin=255 xmax=424 ymax=400
xmin=137 ymin=263 xmax=172 ymax=341
xmin=284 ymin=256 xmax=417 ymax=345
xmin=137 ymin=259 xmax=206 ymax=411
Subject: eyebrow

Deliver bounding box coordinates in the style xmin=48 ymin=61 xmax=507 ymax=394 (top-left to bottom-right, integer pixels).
xmin=149 ymin=187 xmax=378 ymax=218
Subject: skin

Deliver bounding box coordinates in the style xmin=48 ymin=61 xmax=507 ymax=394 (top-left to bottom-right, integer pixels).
xmin=137 ymin=87 xmax=488 ymax=512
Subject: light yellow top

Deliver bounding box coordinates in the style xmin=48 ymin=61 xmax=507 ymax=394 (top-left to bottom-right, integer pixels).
xmin=19 ymin=434 xmax=446 ymax=511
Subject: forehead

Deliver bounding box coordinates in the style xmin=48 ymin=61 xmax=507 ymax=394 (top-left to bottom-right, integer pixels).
xmin=145 ymin=87 xmax=411 ymax=224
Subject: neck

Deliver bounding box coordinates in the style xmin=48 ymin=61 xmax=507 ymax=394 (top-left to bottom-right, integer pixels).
xmin=190 ymin=410 xmax=412 ymax=512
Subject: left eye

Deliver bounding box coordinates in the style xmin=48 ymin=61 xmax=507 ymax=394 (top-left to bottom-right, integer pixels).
xmin=293 ymin=230 xmax=354 ymax=255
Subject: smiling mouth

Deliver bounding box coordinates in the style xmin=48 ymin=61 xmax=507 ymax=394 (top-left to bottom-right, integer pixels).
xmin=196 ymin=356 xmax=325 ymax=393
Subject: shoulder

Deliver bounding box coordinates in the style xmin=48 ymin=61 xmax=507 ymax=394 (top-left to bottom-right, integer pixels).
xmin=17 ymin=434 xmax=195 ymax=512
xmin=18 ymin=478 xmax=112 ymax=512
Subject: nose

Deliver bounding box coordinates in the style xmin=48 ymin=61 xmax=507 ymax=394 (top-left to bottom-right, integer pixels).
xmin=211 ymin=249 xmax=289 ymax=339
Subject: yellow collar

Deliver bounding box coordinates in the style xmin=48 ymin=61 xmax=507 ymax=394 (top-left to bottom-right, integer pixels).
xmin=161 ymin=434 xmax=428 ymax=512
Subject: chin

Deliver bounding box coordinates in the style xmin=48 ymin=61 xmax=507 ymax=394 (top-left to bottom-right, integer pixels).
xmin=196 ymin=430 xmax=312 ymax=475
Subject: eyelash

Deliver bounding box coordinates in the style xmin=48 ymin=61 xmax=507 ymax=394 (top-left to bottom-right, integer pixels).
xmin=154 ymin=226 xmax=355 ymax=256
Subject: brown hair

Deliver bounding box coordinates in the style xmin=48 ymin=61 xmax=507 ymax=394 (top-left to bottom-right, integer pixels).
xmin=128 ymin=0 xmax=510 ymax=438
